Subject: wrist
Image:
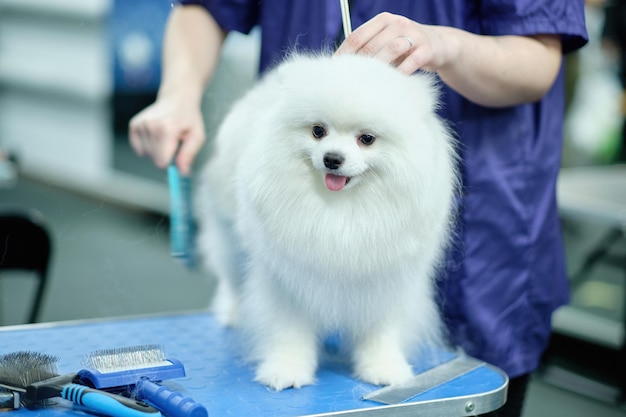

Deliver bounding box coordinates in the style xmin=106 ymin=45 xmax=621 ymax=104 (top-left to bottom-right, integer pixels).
xmin=157 ymin=80 xmax=204 ymax=107
xmin=433 ymin=26 xmax=464 ymax=72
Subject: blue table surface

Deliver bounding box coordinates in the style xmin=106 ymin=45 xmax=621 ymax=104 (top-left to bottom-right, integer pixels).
xmin=0 ymin=312 xmax=507 ymax=416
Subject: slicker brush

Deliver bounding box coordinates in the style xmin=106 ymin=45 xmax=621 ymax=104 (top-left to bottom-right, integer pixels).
xmin=0 ymin=351 xmax=58 ymax=407
xmin=79 ymin=345 xmax=207 ymax=417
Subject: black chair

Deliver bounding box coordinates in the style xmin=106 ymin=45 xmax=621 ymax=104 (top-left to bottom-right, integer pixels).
xmin=0 ymin=209 xmax=52 ymax=323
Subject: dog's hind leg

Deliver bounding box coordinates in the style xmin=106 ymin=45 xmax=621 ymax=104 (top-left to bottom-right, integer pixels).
xmin=198 ymin=208 xmax=241 ymax=327
xmin=212 ymin=278 xmax=239 ymax=327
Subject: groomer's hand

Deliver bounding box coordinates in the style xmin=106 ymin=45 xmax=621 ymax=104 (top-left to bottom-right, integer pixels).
xmin=337 ymin=11 xmax=562 ymax=108
xmin=129 ymin=97 xmax=205 ymax=176
xmin=336 ymin=12 xmax=456 ymax=75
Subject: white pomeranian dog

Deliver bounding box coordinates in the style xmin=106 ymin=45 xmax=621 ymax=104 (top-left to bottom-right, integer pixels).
xmin=196 ymin=52 xmax=458 ymax=391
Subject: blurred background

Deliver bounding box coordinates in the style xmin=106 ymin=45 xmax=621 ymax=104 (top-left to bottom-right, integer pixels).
xmin=0 ymin=1 xmax=624 ymax=416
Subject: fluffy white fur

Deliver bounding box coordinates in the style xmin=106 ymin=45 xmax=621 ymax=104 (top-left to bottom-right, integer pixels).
xmin=196 ymin=53 xmax=458 ymax=391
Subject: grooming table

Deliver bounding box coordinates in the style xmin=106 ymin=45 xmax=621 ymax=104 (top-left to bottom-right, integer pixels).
xmin=0 ymin=312 xmax=507 ymax=416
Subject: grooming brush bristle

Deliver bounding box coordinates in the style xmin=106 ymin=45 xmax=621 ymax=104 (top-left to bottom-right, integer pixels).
xmin=0 ymin=351 xmax=59 ymax=388
xmin=84 ymin=344 xmax=167 ymax=370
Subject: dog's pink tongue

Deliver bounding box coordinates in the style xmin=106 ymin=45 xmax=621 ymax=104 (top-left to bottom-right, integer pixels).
xmin=325 ymin=174 xmax=348 ymax=191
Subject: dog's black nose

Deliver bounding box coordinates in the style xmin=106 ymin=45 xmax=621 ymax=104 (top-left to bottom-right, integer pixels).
xmin=323 ymin=152 xmax=344 ymax=170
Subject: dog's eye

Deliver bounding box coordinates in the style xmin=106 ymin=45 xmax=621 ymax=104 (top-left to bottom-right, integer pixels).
xmin=312 ymin=125 xmax=327 ymax=139
xmin=359 ymin=133 xmax=376 ymax=146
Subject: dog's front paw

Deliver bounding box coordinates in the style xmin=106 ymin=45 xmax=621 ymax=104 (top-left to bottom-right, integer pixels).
xmin=254 ymin=356 xmax=317 ymax=391
xmin=353 ymin=337 xmax=414 ymax=386
xmin=354 ymin=355 xmax=413 ymax=386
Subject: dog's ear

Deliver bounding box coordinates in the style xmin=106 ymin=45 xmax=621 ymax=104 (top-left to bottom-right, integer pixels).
xmin=408 ymin=72 xmax=443 ymax=113
xmin=257 ymin=56 xmax=302 ymax=91
xmin=269 ymin=53 xmax=304 ymax=87
xmin=271 ymin=53 xmax=328 ymax=90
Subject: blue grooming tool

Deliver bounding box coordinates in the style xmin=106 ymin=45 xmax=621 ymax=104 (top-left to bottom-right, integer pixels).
xmin=32 ymin=376 xmax=163 ymax=417
xmin=78 ymin=345 xmax=207 ymax=417
xmin=0 ymin=351 xmax=161 ymax=417
xmin=167 ymin=163 xmax=196 ymax=269
xmin=78 ymin=346 xmax=185 ymax=389
xmin=135 ymin=379 xmax=208 ymax=417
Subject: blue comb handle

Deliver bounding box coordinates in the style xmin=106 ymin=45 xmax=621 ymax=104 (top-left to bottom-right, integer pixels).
xmin=168 ymin=163 xmax=196 ymax=269
xmin=61 ymin=384 xmax=162 ymax=417
xmin=135 ymin=379 xmax=208 ymax=417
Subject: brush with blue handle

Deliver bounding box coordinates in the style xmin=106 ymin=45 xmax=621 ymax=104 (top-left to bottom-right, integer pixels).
xmin=80 ymin=345 xmax=208 ymax=417
xmin=135 ymin=378 xmax=208 ymax=417
xmin=44 ymin=378 xmax=162 ymax=417
xmin=0 ymin=351 xmax=162 ymax=417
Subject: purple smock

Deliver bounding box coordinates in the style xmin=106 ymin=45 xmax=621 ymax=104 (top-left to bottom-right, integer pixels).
xmin=179 ymin=0 xmax=589 ymax=378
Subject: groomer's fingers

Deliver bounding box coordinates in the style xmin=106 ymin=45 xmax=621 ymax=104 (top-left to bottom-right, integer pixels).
xmin=129 ymin=102 xmax=198 ymax=171
xmin=150 ymin=122 xmax=182 ymax=169
xmin=337 ymin=13 xmax=435 ymax=74
xmin=373 ymin=33 xmax=416 ymax=68
xmin=129 ymin=116 xmax=147 ymax=156
xmin=336 ymin=12 xmax=389 ymax=55
xmin=175 ymin=127 xmax=205 ymax=176
xmin=396 ymin=50 xmax=436 ymax=75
